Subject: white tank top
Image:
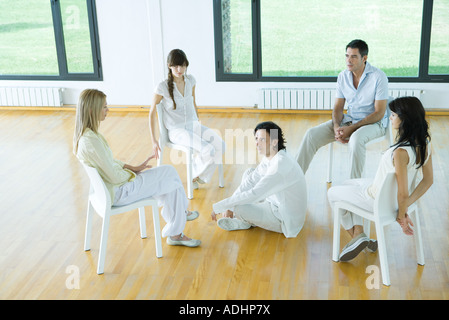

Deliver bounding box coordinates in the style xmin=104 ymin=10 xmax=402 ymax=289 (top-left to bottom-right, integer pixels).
xmin=367 ymin=143 xmax=431 ymax=199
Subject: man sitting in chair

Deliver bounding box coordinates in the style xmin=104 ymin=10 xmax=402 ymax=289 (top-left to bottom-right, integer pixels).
xmin=295 ymin=39 xmax=389 ymax=179
xmin=211 ymin=121 xmax=307 ymax=238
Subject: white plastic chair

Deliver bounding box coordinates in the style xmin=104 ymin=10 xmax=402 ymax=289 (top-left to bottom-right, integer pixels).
xmin=81 ymin=163 xmax=162 ymax=274
xmin=327 ymin=98 xmax=394 ymax=183
xmin=155 ymin=103 xmax=224 ymax=199
xmin=332 ymin=172 xmax=425 ymax=286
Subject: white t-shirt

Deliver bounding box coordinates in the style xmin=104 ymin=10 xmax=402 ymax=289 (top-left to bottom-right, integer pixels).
xmin=155 ymin=74 xmax=199 ymax=130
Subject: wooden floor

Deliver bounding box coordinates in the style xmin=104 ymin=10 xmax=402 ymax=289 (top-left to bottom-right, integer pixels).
xmin=0 ymin=109 xmax=448 ymax=300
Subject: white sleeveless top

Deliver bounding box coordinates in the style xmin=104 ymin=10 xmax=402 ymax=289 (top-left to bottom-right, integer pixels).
xmin=367 ymin=143 xmax=431 ymax=199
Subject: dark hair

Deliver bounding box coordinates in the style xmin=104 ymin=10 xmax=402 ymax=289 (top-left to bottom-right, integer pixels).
xmin=167 ymin=49 xmax=189 ymax=110
xmin=254 ymin=121 xmax=286 ymax=151
xmin=389 ymin=96 xmax=431 ymax=168
xmin=346 ymin=39 xmax=369 ymax=58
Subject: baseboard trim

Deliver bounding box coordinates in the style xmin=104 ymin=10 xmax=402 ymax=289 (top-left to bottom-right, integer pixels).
xmin=1 ymin=105 xmax=448 ymax=116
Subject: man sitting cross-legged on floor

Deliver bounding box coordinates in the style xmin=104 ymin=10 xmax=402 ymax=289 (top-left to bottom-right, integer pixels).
xmin=211 ymin=121 xmax=307 ymax=238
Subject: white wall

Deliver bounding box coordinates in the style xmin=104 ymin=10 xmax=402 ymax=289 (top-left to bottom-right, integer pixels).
xmin=1 ymin=0 xmax=448 ymax=109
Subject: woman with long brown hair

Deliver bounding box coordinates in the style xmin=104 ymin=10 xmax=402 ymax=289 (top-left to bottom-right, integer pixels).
xmin=328 ymin=96 xmax=433 ymax=261
xmin=149 ymin=49 xmax=225 ymax=189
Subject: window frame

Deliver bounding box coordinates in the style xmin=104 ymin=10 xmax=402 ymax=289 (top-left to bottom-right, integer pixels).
xmin=213 ymin=0 xmax=449 ymax=83
xmin=0 ymin=0 xmax=102 ymax=81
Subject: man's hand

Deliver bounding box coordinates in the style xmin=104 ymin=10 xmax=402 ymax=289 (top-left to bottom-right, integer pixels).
xmin=335 ymin=125 xmax=355 ymax=143
xmin=211 ymin=209 xmax=234 ymax=221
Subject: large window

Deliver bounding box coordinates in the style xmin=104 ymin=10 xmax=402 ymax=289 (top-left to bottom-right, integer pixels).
xmin=213 ymin=0 xmax=449 ymax=82
xmin=0 ymin=0 xmax=102 ymax=80
xmin=428 ymin=0 xmax=449 ymax=75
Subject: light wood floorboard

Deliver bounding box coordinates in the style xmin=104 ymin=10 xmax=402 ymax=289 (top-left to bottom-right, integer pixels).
xmin=0 ymin=110 xmax=448 ymax=300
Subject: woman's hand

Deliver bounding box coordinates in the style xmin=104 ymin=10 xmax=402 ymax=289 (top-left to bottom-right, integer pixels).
xmin=124 ymin=154 xmax=156 ymax=173
xmin=152 ymin=141 xmax=161 ymax=160
xmin=396 ymin=213 xmax=414 ymax=235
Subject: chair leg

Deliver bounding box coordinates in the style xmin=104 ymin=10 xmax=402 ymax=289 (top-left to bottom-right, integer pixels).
xmin=186 ymin=149 xmax=193 ymax=199
xmin=97 ymin=215 xmax=111 ymax=274
xmin=363 ymin=219 xmax=371 ymax=238
xmin=138 ymin=207 xmax=147 ymax=239
xmin=152 ymin=205 xmax=163 ymax=258
xmin=218 ymin=163 xmax=224 ymax=188
xmin=157 ymin=146 xmax=163 ymax=167
xmin=327 ymin=143 xmax=333 ymax=183
xmin=375 ymin=222 xmax=390 ymax=286
xmin=84 ymin=201 xmax=94 ymax=251
xmin=332 ymin=207 xmax=342 ymax=262
xmin=410 ymin=207 xmax=425 ymax=265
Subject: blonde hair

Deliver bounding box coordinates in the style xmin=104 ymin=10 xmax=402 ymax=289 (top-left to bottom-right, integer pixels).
xmin=73 ymin=89 xmax=106 ymax=154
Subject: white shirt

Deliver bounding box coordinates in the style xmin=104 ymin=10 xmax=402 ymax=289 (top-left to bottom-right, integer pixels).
xmin=155 ymin=74 xmax=199 ymax=130
xmin=336 ymin=62 xmax=389 ymax=127
xmin=213 ymin=150 xmax=307 ymax=238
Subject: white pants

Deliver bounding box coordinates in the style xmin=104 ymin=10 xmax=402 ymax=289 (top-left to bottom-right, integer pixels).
xmin=296 ymin=119 xmax=385 ymax=179
xmin=169 ymin=121 xmax=225 ymax=183
xmin=233 ymin=168 xmax=283 ymax=234
xmin=327 ymin=178 xmax=374 ymax=230
xmin=113 ymin=165 xmax=188 ymax=238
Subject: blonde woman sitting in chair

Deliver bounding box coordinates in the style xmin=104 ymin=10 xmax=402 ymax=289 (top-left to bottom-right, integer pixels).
xmin=73 ymin=89 xmax=200 ymax=248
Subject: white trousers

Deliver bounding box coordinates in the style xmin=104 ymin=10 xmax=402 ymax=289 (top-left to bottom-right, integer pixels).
xmin=296 ymin=119 xmax=385 ymax=179
xmin=169 ymin=121 xmax=225 ymax=183
xmin=113 ymin=165 xmax=188 ymax=238
xmin=233 ymin=168 xmax=283 ymax=234
xmin=327 ymin=178 xmax=374 ymax=230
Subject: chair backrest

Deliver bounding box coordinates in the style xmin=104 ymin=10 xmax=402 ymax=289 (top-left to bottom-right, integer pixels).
xmin=156 ymin=103 xmax=170 ymax=146
xmin=81 ymin=163 xmax=111 ymax=216
xmin=373 ymin=171 xmax=398 ymax=224
xmin=384 ymin=96 xmax=394 ymax=146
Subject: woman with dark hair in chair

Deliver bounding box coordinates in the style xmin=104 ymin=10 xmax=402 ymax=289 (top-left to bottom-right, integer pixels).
xmin=328 ymin=96 xmax=433 ymax=261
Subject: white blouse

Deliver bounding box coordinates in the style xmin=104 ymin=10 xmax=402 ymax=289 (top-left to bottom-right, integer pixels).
xmin=76 ymin=128 xmax=136 ymax=202
xmin=155 ymin=74 xmax=199 ymax=130
xmin=213 ymin=150 xmax=307 ymax=238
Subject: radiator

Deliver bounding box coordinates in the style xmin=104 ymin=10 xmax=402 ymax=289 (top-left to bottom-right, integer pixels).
xmin=389 ymin=89 xmax=422 ymax=99
xmin=258 ymin=88 xmax=423 ymax=110
xmin=258 ymin=88 xmax=335 ymax=110
xmin=0 ymin=87 xmax=64 ymax=107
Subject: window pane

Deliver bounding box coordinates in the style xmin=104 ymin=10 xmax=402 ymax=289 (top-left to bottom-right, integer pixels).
xmin=0 ymin=0 xmax=59 ymax=75
xmin=429 ymin=0 xmax=449 ymax=75
xmin=260 ymin=0 xmax=423 ymax=77
xmin=60 ymin=0 xmax=94 ymax=73
xmin=222 ymin=0 xmax=252 ymax=74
